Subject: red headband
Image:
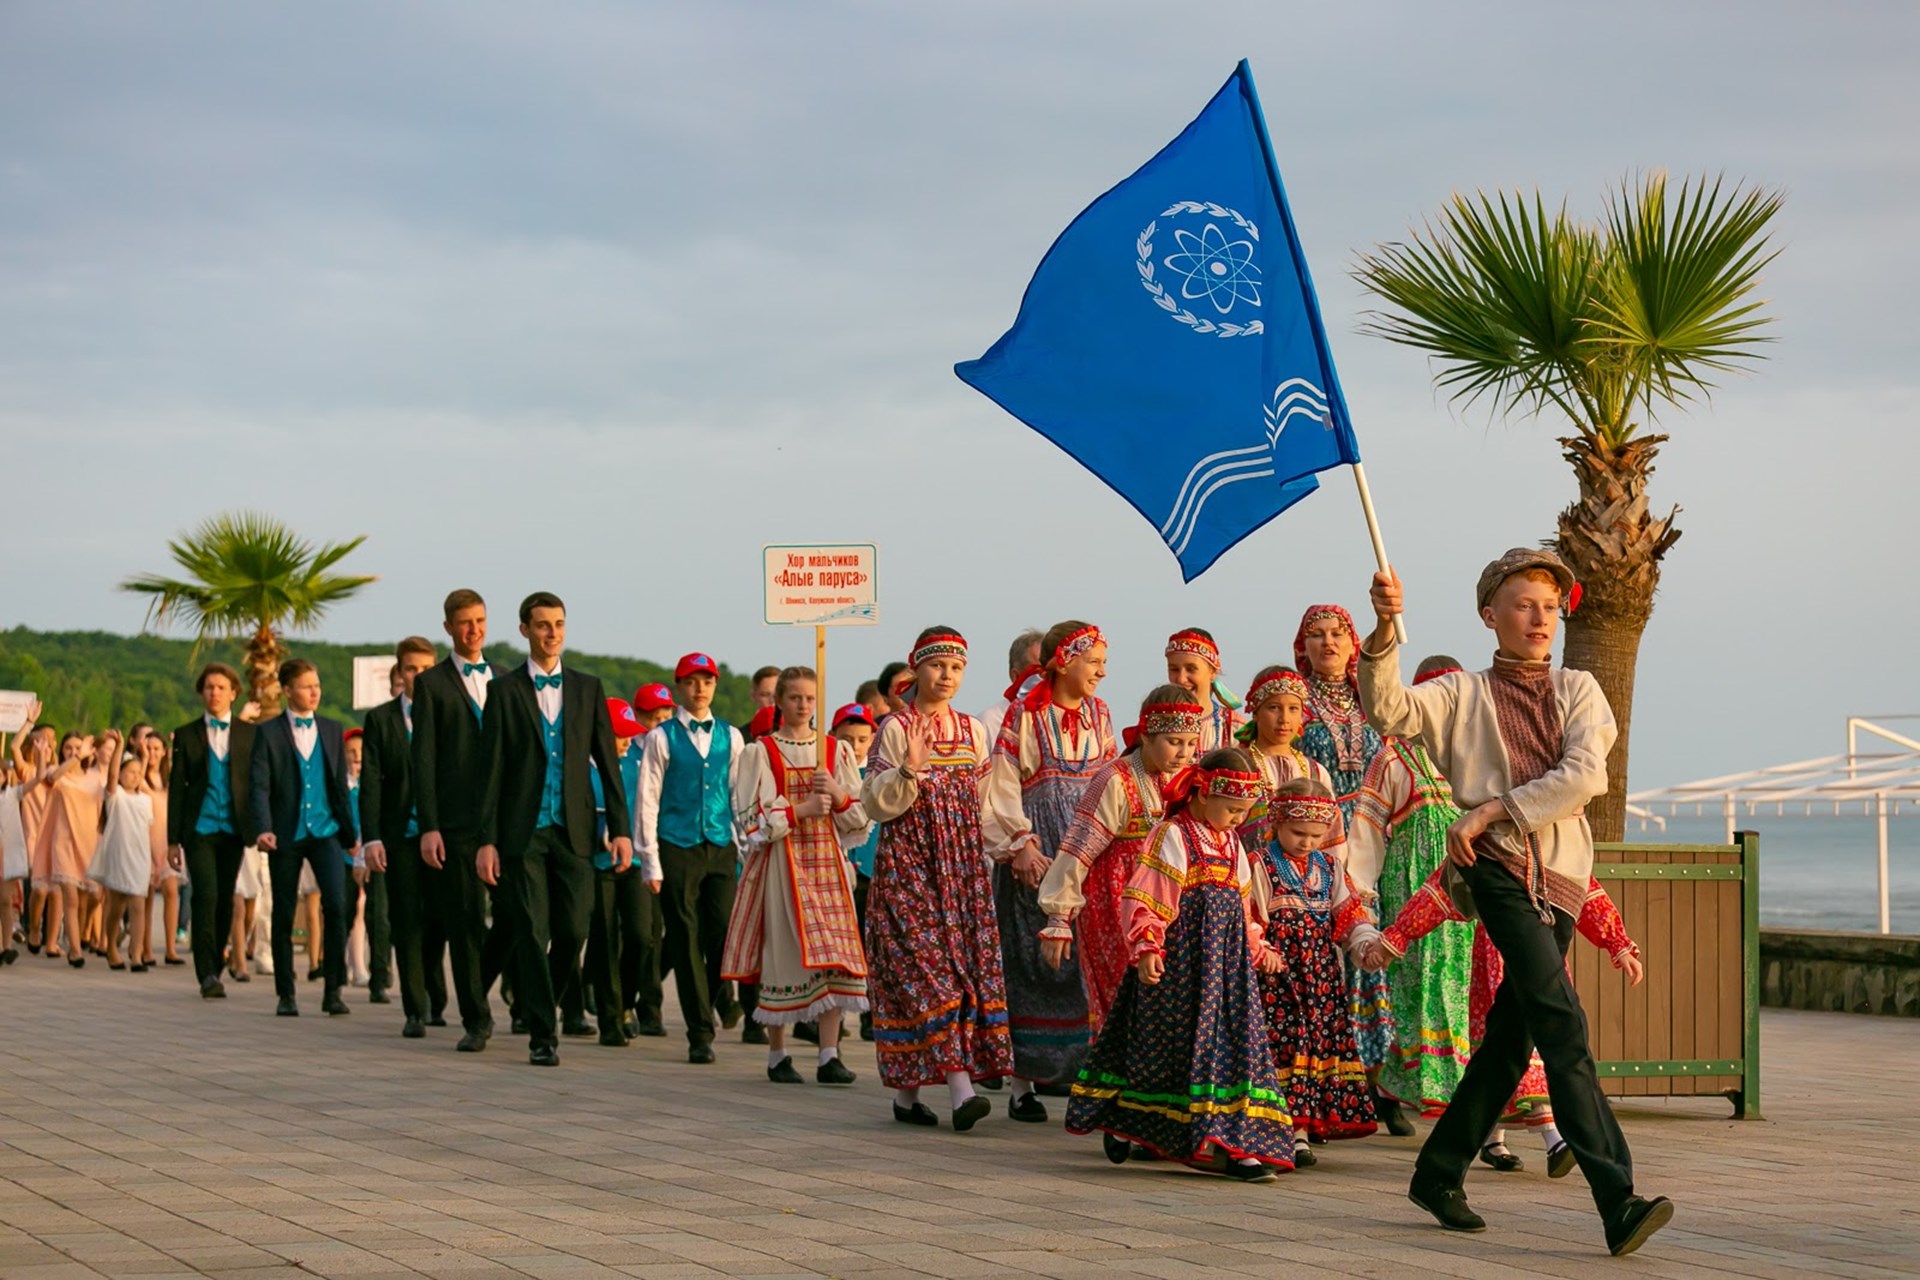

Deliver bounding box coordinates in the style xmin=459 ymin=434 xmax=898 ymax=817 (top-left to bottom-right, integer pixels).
xmin=1272 ymin=794 xmax=1340 ymax=825
xmin=1165 ymin=629 xmax=1220 ymax=670
xmin=1245 ymin=668 xmax=1310 ymax=714
xmin=1123 ymin=700 xmax=1206 ymax=751
xmin=1020 ymin=625 xmax=1107 ymax=715
xmin=909 ymin=633 xmax=968 ymax=669
xmin=1293 ymin=604 xmax=1359 ymax=686
xmin=1164 ymin=764 xmax=1264 ymax=809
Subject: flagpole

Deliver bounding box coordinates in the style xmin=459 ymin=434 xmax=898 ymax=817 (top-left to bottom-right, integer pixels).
xmin=1238 ymin=58 xmax=1407 ymax=645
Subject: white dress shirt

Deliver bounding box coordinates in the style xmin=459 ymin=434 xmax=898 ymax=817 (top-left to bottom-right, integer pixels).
xmin=527 ymin=659 xmax=563 ymax=723
xmin=457 ymin=655 xmax=493 ymax=710
xmin=401 ymin=695 xmax=413 ymax=735
xmin=205 ymin=713 xmax=232 ymax=760
xmin=288 ymin=709 xmax=318 ymax=759
xmin=634 ymin=705 xmax=745 ymax=883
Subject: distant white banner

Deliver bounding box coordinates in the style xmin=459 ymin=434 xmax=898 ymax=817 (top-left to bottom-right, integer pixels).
xmin=351 ymin=656 xmax=396 ymax=710
xmin=0 ymin=690 xmax=37 ymax=734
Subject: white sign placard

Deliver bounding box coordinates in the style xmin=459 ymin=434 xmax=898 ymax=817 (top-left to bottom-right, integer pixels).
xmin=762 ymin=543 xmax=878 ymax=627
xmin=351 ymin=655 xmax=397 ymax=710
xmin=0 ymin=690 xmax=38 ymax=734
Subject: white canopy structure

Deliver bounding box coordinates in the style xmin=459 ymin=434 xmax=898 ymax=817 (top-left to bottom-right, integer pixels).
xmin=1628 ymin=716 xmax=1920 ymax=934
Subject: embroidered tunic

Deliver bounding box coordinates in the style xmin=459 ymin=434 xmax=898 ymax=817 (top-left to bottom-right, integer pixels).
xmin=722 ymin=733 xmax=872 ymax=1024
xmin=1065 ymin=815 xmax=1294 ymax=1169
xmin=1038 ymin=754 xmax=1169 ymax=1033
xmin=987 ymin=699 xmax=1118 ymax=1083
xmin=861 ymin=708 xmax=1015 ymax=1089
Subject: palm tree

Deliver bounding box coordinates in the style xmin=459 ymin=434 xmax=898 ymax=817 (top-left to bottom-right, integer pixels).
xmin=121 ymin=512 xmax=378 ymax=720
xmin=1353 ymin=172 xmax=1781 ymax=839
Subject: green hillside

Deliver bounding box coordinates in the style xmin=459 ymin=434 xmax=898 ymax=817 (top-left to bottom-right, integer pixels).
xmin=0 ymin=627 xmax=754 ymax=735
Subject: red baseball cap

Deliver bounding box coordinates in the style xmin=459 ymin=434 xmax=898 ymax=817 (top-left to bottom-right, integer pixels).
xmin=343 ymin=727 xmax=364 ymax=743
xmin=633 ymin=683 xmax=674 ymax=713
xmin=606 ymin=697 xmax=645 ymax=739
xmin=831 ymin=703 xmax=875 ymax=731
xmin=674 ymin=652 xmax=718 ymax=681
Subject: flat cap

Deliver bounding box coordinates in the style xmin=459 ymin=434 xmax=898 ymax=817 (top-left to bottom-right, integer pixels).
xmin=1476 ymin=546 xmax=1576 ymax=611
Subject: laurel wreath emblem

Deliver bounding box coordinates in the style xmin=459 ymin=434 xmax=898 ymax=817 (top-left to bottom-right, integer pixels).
xmin=1137 ymin=201 xmax=1265 ymax=339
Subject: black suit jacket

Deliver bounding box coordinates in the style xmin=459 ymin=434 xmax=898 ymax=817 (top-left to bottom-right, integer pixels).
xmin=250 ymin=713 xmax=355 ymax=849
xmin=411 ymin=656 xmax=494 ymax=842
xmin=478 ymin=663 xmax=629 ymax=860
xmin=358 ymin=696 xmax=415 ymax=848
xmin=167 ymin=716 xmax=257 ymax=847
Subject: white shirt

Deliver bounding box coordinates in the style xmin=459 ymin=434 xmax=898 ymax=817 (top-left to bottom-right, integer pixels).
xmin=527 ymin=659 xmax=563 ymax=723
xmin=400 ymin=695 xmax=413 ymax=735
xmin=287 ymin=709 xmax=318 ymax=760
xmin=456 ymin=655 xmax=493 ymax=710
xmin=634 ymin=705 xmax=745 ymax=881
xmin=205 ymin=713 xmax=232 ymax=760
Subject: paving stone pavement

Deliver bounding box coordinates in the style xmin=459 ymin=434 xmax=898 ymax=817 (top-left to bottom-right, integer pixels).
xmin=2 ymin=959 xmax=1916 ymax=1279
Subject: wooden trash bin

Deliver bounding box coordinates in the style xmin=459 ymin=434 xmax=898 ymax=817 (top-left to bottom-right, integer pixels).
xmin=1575 ymin=833 xmax=1760 ymax=1118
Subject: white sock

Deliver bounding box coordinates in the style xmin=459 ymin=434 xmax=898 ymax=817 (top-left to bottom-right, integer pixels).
xmin=945 ymin=1070 xmax=977 ymax=1109
xmin=1537 ymin=1122 xmax=1564 ymax=1151
xmin=894 ymin=1087 xmax=920 ymax=1109
xmin=818 ymin=1046 xmax=839 ymax=1065
xmin=768 ymin=1049 xmax=788 ymax=1070
xmin=1011 ymin=1076 xmax=1035 ymax=1099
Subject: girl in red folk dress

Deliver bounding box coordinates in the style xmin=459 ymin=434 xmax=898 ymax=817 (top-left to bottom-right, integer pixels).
xmin=1251 ymin=778 xmax=1382 ymax=1165
xmin=1235 ymin=667 xmax=1347 ymax=859
xmin=1037 ymin=687 xmax=1203 ymax=1035
xmin=1367 ymin=868 xmax=1646 ymax=1175
xmin=861 ymin=628 xmax=1017 ymax=1132
xmin=1164 ymin=629 xmax=1238 ymax=753
xmin=723 ymin=666 xmax=872 ymax=1086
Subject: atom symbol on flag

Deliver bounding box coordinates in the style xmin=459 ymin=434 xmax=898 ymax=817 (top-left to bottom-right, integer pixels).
xmin=1163 ymin=222 xmax=1261 ymax=314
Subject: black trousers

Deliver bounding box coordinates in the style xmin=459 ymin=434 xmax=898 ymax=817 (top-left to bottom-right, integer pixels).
xmin=184 ymin=830 xmax=245 ymax=984
xmin=440 ymin=833 xmax=497 ymax=1034
xmin=559 ymin=864 xmax=663 ymax=1026
xmin=359 ymin=870 xmax=392 ymax=992
xmin=658 ymin=840 xmax=737 ymax=1047
xmin=268 ymin=837 xmax=347 ymax=999
xmin=1415 ymin=859 xmax=1635 ymax=1215
xmin=499 ymin=827 xmax=593 ymax=1051
xmin=382 ymin=836 xmax=447 ymax=1020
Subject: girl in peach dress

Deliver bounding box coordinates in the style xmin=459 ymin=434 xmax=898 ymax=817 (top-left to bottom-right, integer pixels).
xmin=142 ymin=732 xmax=184 ymax=967
xmin=33 ymin=733 xmax=100 ymax=966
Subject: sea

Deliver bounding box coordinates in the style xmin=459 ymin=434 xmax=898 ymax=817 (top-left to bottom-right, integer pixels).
xmin=1625 ymin=813 xmax=1919 ymax=935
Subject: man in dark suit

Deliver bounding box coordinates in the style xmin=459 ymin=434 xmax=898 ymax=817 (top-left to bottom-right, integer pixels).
xmin=476 ymin=591 xmax=633 ymax=1067
xmin=360 ymin=636 xmax=447 ymax=1039
xmin=166 ymin=661 xmax=258 ymax=999
xmin=412 ymin=587 xmax=512 ymax=1052
xmin=250 ymin=657 xmax=357 ymax=1017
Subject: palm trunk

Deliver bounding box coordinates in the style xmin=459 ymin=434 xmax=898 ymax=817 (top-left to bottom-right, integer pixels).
xmin=244 ymin=623 xmax=287 ymax=722
xmin=1553 ymin=431 xmax=1680 ymax=842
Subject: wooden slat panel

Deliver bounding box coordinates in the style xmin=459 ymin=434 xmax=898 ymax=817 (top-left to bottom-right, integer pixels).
xmin=1715 ymin=876 xmax=1744 ymax=1096
xmin=1624 ymin=851 xmax=1650 ymax=1095
xmin=1645 ymin=866 xmax=1673 ymax=1097
xmin=1692 ymin=868 xmax=1719 ymax=1095
xmin=1610 ymin=850 xmax=1637 ymax=1094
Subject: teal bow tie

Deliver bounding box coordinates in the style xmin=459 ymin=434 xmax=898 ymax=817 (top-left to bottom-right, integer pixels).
xmin=690 ymin=719 xmax=714 ymax=733
xmin=463 ymin=661 xmax=489 ymax=676
xmin=534 ymin=674 xmax=563 ymax=691
xmin=207 ymin=719 xmax=228 ymax=731
xmin=293 ymin=717 xmax=314 ymax=729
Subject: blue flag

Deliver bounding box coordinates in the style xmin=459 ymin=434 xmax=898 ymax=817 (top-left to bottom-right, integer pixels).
xmin=956 ymin=61 xmax=1362 ymax=581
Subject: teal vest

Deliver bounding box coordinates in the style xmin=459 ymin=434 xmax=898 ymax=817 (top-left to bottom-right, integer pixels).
xmin=536 ymin=701 xmax=565 ymax=830
xmin=293 ymin=729 xmax=340 ymax=842
xmin=194 ymin=725 xmax=236 ymax=837
xmin=658 ymin=717 xmax=732 ymax=848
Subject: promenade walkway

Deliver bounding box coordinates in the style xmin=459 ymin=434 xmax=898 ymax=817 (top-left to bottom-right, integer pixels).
xmin=2 ymin=963 xmax=1914 ymax=1278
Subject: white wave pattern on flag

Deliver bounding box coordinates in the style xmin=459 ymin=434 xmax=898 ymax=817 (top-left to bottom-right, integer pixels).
xmin=1160 ymin=378 xmax=1328 ymax=558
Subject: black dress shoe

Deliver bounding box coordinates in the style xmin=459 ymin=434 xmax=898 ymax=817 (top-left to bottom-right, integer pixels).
xmin=1009 ymin=1092 xmax=1049 ymax=1123
xmin=1223 ymin=1160 xmax=1276 ymax=1183
xmin=456 ymin=1029 xmax=490 ymax=1053
xmin=163 ymin=956 xmax=186 ymax=966
xmin=368 ymin=988 xmax=391 ymax=1005
xmin=276 ymin=996 xmax=300 ymax=1017
xmin=1547 ymin=1141 xmax=1577 ymax=1179
xmin=69 ymin=956 xmax=85 ymax=969
xmin=1478 ymin=1142 xmax=1526 ymax=1173
xmin=1407 ymin=1180 xmax=1486 ymax=1233
xmin=1605 ymin=1195 xmax=1674 ymax=1257
xmin=323 ymin=992 xmax=351 ymax=1016
xmin=130 ymin=962 xmax=148 ymax=973
xmin=952 ymin=1096 xmax=992 ymax=1133
xmin=816 ymin=1057 xmax=856 ymax=1086
xmin=529 ymin=1045 xmax=560 ymax=1067
xmin=510 ymin=1015 xmax=529 ymax=1035
xmin=0 ymin=948 xmax=18 ymax=965
xmin=634 ymin=1015 xmax=667 ymax=1038
xmin=1373 ymin=1089 xmax=1416 ymax=1137
xmin=562 ymin=1017 xmax=595 ymax=1038
xmin=767 ymin=1056 xmax=804 ymax=1084
xmin=1103 ymin=1132 xmax=1131 ymax=1164
xmin=688 ymin=1044 xmax=716 ymax=1064
xmin=859 ymin=1011 xmax=874 ymax=1041
xmin=1293 ymin=1144 xmax=1318 ymax=1168
xmin=741 ymin=1021 xmax=768 ymax=1045
xmin=892 ymin=1101 xmax=939 ymax=1127
xmin=201 ymin=978 xmax=227 ymax=999
xmin=598 ymin=1025 xmax=629 ymax=1047
xmin=403 ymin=1017 xmax=426 ymax=1039
xmin=622 ymin=1012 xmax=640 ymax=1037
xmin=717 ymin=1002 xmax=744 ymax=1030
xmin=307 ymin=966 xmax=323 ymax=982
xmin=231 ymin=969 xmax=251 ymax=983
xmin=428 ymin=1012 xmax=448 ymax=1027
xmin=792 ymin=1020 xmax=819 ymax=1044
xmin=109 ymin=961 xmax=127 ymax=971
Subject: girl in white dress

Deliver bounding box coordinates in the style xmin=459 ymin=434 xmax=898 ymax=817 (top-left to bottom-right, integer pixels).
xmin=89 ymin=757 xmax=154 ymax=971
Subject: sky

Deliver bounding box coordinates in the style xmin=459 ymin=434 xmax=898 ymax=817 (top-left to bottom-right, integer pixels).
xmin=2 ymin=1 xmax=1917 ymax=790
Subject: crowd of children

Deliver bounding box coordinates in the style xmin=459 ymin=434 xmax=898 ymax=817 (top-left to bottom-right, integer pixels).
xmin=0 ymin=548 xmax=1676 ymax=1257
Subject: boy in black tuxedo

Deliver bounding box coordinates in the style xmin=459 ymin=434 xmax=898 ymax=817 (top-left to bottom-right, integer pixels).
xmin=166 ymin=662 xmax=257 ymax=998
xmin=360 ymin=636 xmax=445 ymax=1038
xmin=250 ymin=658 xmax=357 ymax=1017
xmin=476 ymin=592 xmax=633 ymax=1066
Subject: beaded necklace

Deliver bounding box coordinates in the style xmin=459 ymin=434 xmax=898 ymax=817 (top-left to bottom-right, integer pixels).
xmin=1306 ymin=674 xmax=1369 ymax=772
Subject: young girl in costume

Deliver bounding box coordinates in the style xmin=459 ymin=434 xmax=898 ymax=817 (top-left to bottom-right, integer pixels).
xmin=89 ymin=755 xmax=154 ymax=971
xmin=1236 ymin=667 xmax=1346 ymax=857
xmin=32 ymin=733 xmax=98 ymax=965
xmin=141 ymin=731 xmax=184 ymax=969
xmin=988 ymin=620 xmax=1117 ymax=1118
xmin=862 ymin=627 xmax=1016 ymax=1131
xmin=1345 ymin=656 xmax=1477 ymax=1124
xmin=1066 ymin=747 xmax=1290 ymax=1180
xmin=1164 ymin=629 xmax=1238 ymax=753
xmin=1370 ymin=864 xmax=1645 ymax=1175
xmin=1252 ymin=777 xmax=1381 ymax=1165
xmin=1037 ymin=687 xmax=1203 ymax=1033
xmin=724 ymin=666 xmax=872 ymax=1086
xmin=1292 ymin=604 xmax=1404 ymax=1134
